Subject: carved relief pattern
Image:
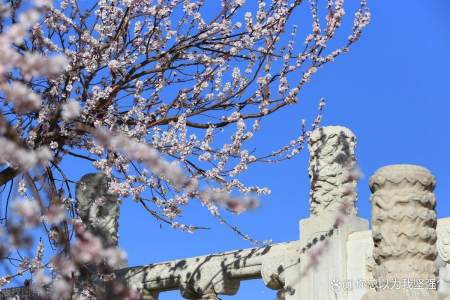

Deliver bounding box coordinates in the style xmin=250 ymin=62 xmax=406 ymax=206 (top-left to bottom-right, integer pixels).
xmin=437 ymin=221 xmax=450 ymax=298
xmin=369 ymin=165 xmax=437 ymax=287
xmin=438 ymin=225 xmax=450 ymax=263
xmin=308 ymin=126 xmax=358 ymax=216
xmin=76 ymin=173 xmax=120 ymax=248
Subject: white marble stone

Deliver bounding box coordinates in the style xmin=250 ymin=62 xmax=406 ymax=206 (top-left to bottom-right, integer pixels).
xmin=308 ymin=126 xmax=358 ymax=217
xmin=437 ymin=218 xmax=450 ymax=299
xmin=364 ymin=165 xmax=438 ymax=300
xmin=346 ymin=230 xmax=375 ymax=300
xmin=120 ymin=241 xmax=302 ymax=299
xmin=298 ymin=214 xmax=368 ymax=300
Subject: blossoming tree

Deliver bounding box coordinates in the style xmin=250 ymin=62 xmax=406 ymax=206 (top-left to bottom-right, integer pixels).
xmin=0 ymin=0 xmax=370 ymax=298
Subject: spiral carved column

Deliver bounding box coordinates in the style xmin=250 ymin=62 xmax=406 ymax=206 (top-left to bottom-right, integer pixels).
xmin=308 ymin=126 xmax=358 ymax=217
xmin=365 ymin=165 xmax=437 ymax=299
xmin=299 ymin=126 xmax=368 ymax=300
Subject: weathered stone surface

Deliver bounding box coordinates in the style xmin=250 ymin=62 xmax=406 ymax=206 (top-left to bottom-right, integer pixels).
xmin=75 ymin=173 xmax=127 ymax=300
xmin=299 ymin=215 xmax=368 ymax=300
xmin=347 ymin=230 xmax=375 ymax=300
xmin=120 ymin=241 xmax=302 ymax=299
xmin=438 ymin=218 xmax=450 ymax=264
xmin=364 ymin=164 xmax=437 ymax=300
xmin=76 ymin=173 xmax=121 ymax=249
xmin=299 ymin=125 xmax=368 ymax=300
xmin=437 ymin=218 xmax=450 ymax=299
xmin=308 ymin=126 xmax=358 ymax=217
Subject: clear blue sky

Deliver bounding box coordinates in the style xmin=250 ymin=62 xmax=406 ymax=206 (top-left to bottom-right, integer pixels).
xmin=4 ymin=0 xmax=450 ymax=298
xmin=117 ymin=1 xmax=450 ymax=299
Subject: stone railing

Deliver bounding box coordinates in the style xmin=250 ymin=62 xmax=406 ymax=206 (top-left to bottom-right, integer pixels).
xmin=2 ymin=125 xmax=450 ymax=300
xmin=119 ymin=240 xmax=301 ymax=299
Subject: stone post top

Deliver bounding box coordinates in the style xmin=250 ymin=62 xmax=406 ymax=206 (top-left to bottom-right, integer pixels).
xmin=309 ymin=125 xmax=355 ymax=142
xmin=369 ymin=164 xmax=436 ymax=191
xmin=307 ymin=125 xmax=358 ymax=217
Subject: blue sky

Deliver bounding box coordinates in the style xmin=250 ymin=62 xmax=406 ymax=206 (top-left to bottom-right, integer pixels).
xmin=2 ymin=0 xmax=450 ymax=298
xmin=131 ymin=1 xmax=449 ymax=298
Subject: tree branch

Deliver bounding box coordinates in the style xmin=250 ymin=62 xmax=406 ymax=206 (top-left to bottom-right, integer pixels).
xmin=0 ymin=167 xmax=20 ymax=187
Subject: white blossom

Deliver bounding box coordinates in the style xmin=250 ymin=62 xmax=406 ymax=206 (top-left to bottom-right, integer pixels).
xmin=12 ymin=198 xmax=41 ymax=227
xmin=2 ymin=82 xmax=42 ymax=113
xmin=61 ymin=100 xmax=80 ymax=121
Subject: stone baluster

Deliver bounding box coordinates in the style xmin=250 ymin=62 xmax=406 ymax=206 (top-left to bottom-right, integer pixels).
xmin=308 ymin=126 xmax=358 ymax=217
xmin=437 ymin=218 xmax=450 ymax=299
xmin=299 ymin=126 xmax=368 ymax=299
xmin=76 ymin=173 xmax=121 ymax=250
xmin=75 ymin=173 xmax=127 ymax=299
xmin=364 ymin=165 xmax=437 ymax=299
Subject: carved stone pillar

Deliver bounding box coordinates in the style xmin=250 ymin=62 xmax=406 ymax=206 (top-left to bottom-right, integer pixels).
xmin=308 ymin=126 xmax=358 ymax=217
xmin=75 ymin=173 xmax=127 ymax=299
xmin=76 ymin=173 xmax=121 ymax=250
xmin=364 ymin=165 xmax=437 ymax=300
xmin=436 ymin=218 xmax=450 ymax=299
xmin=299 ymin=126 xmax=368 ymax=300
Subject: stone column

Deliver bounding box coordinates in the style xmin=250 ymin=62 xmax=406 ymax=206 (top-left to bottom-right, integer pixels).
xmin=364 ymin=165 xmax=437 ymax=300
xmin=76 ymin=173 xmax=121 ymax=250
xmin=298 ymin=126 xmax=368 ymax=300
xmin=437 ymin=218 xmax=450 ymax=299
xmin=75 ymin=173 xmax=127 ymax=299
xmin=308 ymin=126 xmax=358 ymax=216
